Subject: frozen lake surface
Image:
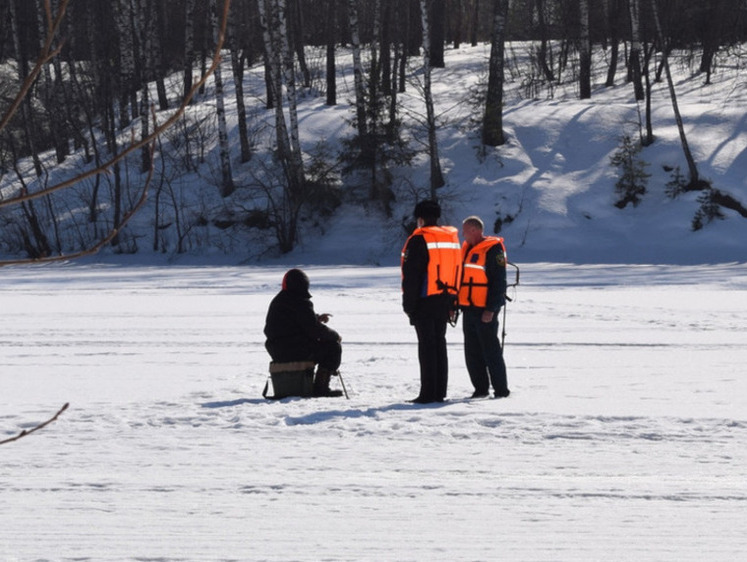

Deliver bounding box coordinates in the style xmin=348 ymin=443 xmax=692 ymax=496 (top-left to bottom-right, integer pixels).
xmin=2 ymin=262 xmax=746 ymax=561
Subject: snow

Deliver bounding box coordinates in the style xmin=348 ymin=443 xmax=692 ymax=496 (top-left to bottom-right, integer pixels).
xmin=2 ymin=42 xmax=747 ymax=560
xmin=2 ymin=262 xmax=746 ymax=561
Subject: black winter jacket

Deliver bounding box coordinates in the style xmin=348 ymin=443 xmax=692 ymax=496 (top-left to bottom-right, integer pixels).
xmin=264 ymin=281 xmax=339 ymax=361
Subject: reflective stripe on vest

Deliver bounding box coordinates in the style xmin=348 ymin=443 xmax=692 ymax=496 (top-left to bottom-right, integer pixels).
xmin=402 ymin=226 xmax=461 ymax=297
xmin=458 ymin=236 xmax=505 ymax=307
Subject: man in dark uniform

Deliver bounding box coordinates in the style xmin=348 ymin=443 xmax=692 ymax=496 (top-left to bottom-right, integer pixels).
xmin=264 ymin=268 xmax=343 ymax=397
xmin=458 ymin=216 xmax=510 ymax=399
xmin=401 ymin=200 xmax=461 ymax=403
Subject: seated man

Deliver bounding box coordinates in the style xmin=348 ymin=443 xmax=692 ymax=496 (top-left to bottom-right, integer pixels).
xmin=264 ymin=268 xmax=343 ymax=397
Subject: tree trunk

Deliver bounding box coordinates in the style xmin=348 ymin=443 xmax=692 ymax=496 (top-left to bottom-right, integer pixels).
xmin=578 ymin=0 xmax=591 ymax=99
xmin=183 ymin=0 xmax=197 ymax=103
xmin=348 ymin=0 xmax=368 ymax=136
xmin=35 ymin=0 xmax=68 ymax=164
xmin=452 ymin=0 xmax=463 ymax=49
xmin=650 ymin=0 xmax=699 ymax=186
xmin=116 ymin=0 xmax=137 ymax=127
xmin=325 ymin=0 xmax=337 ymax=106
xmin=153 ymin=0 xmax=169 ymax=110
xmin=535 ymin=0 xmax=555 ymax=82
xmin=137 ymin=0 xmax=152 ymax=173
xmin=470 ymin=0 xmax=480 ymax=47
xmin=628 ymin=0 xmax=645 ymax=100
xmin=277 ymin=0 xmax=305 ymax=191
xmin=482 ymin=0 xmax=508 ymax=147
xmin=429 ymin=0 xmax=445 ymax=68
xmin=209 ymin=0 xmax=235 ymax=196
xmin=420 ymin=0 xmax=445 ymax=196
xmin=380 ymin=0 xmax=393 ymax=96
xmin=603 ymin=0 xmax=620 ymax=87
xmin=288 ymin=0 xmax=311 ymax=88
xmin=228 ymin=16 xmax=252 ymax=162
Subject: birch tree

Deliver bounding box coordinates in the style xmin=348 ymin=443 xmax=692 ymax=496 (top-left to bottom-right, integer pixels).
xmin=228 ymin=8 xmax=252 ymax=163
xmin=420 ymin=0 xmax=445 ymax=195
xmin=257 ymin=0 xmax=306 ymax=251
xmin=209 ymin=0 xmax=235 ymax=197
xmin=482 ymin=0 xmax=509 ymax=147
xmin=276 ymin=0 xmax=304 ymax=190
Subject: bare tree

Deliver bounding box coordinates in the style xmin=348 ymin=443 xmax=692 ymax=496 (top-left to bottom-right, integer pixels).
xmin=420 ymin=0 xmax=445 ymax=196
xmin=429 ymin=0 xmax=445 ymax=68
xmin=578 ymin=0 xmax=591 ymax=99
xmin=325 ymin=0 xmax=338 ymax=106
xmin=534 ymin=0 xmax=555 ymax=82
xmin=628 ymin=0 xmax=645 ymax=100
xmin=228 ymin=7 xmax=252 ymax=163
xmin=183 ymin=0 xmax=197 ymax=103
xmin=209 ymin=0 xmax=235 ymax=197
xmin=482 ymin=0 xmax=509 ymax=147
xmin=603 ymin=0 xmax=621 ymax=88
xmin=649 ymin=0 xmax=700 ymax=187
xmin=0 ymin=0 xmax=233 ymax=266
xmin=348 ymin=0 xmax=368 ymax=136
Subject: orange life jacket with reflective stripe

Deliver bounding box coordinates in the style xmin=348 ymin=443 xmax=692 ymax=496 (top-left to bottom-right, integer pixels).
xmin=401 ymin=226 xmax=462 ymax=297
xmin=458 ymin=236 xmax=506 ymax=307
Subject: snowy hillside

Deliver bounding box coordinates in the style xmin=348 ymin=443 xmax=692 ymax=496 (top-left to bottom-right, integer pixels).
xmin=295 ymin=43 xmax=747 ymax=266
xmin=3 ymin=43 xmax=745 ymax=266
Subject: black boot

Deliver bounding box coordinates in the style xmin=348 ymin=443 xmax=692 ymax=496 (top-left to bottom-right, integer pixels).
xmin=313 ymin=368 xmax=344 ymax=397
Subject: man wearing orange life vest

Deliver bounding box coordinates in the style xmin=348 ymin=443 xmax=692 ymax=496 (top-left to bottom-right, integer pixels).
xmin=401 ymin=200 xmax=461 ymax=404
xmin=458 ymin=216 xmax=510 ymax=399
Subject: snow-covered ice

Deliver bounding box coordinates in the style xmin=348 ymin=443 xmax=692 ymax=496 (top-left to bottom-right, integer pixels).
xmin=2 ymin=262 xmax=746 ymax=561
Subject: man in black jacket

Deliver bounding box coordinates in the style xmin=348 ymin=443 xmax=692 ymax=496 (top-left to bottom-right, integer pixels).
xmin=264 ymin=269 xmax=343 ymax=397
xmin=401 ymin=200 xmax=461 ymax=403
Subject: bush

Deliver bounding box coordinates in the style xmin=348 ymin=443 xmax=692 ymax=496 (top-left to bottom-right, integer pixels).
xmin=610 ymin=134 xmax=650 ymax=208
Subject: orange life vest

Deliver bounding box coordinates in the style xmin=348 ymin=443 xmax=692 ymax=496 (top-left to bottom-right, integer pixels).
xmin=402 ymin=226 xmax=462 ymax=297
xmin=458 ymin=236 xmax=506 ymax=307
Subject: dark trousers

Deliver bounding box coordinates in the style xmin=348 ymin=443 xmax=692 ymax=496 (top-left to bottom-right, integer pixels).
xmin=412 ymin=297 xmax=451 ymax=401
xmin=462 ymin=307 xmax=508 ymax=395
xmin=266 ymin=339 xmax=342 ymax=372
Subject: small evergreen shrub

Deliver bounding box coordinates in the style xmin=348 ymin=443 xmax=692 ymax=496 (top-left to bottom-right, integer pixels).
xmin=665 ymin=166 xmax=688 ymax=198
xmin=692 ymin=187 xmax=723 ymax=231
xmin=610 ymin=134 xmax=650 ymax=208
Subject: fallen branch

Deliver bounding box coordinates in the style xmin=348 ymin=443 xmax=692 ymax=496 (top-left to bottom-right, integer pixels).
xmin=0 ymin=403 xmax=69 ymax=445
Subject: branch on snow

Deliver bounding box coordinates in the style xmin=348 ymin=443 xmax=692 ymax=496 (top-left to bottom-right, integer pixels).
xmin=0 ymin=403 xmax=69 ymax=446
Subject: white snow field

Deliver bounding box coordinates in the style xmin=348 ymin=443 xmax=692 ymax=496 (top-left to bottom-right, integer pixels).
xmin=2 ymin=262 xmax=746 ymax=561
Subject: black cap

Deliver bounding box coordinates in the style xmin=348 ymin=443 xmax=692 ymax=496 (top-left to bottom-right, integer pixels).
xmin=413 ymin=199 xmax=441 ymax=220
